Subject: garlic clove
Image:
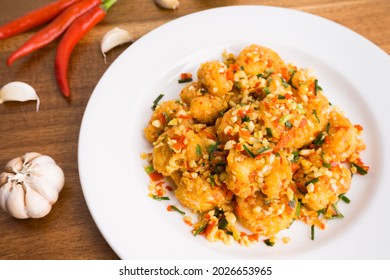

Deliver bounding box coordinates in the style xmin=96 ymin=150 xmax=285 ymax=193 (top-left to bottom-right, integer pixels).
xmin=23 ymin=153 xmax=64 ymax=203
xmin=4 ymin=182 xmax=29 ymax=219
xmin=4 ymin=157 xmax=23 ymax=174
xmin=101 ymin=27 xmax=133 ymax=58
xmin=0 ymin=81 xmax=40 ymax=112
xmin=26 ymin=165 xmax=64 ymax=204
xmin=154 ymin=0 xmax=180 ymax=9
xmin=24 ymin=183 xmax=52 ymax=218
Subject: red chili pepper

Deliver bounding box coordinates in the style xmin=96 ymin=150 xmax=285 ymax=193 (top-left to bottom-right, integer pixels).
xmin=55 ymin=0 xmax=117 ymax=98
xmin=7 ymin=0 xmax=102 ymax=66
xmin=0 ymin=0 xmax=81 ymax=40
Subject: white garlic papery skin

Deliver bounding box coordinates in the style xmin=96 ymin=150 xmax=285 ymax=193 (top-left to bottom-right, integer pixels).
xmin=0 ymin=152 xmax=65 ymax=219
xmin=154 ymin=0 xmax=180 ymax=10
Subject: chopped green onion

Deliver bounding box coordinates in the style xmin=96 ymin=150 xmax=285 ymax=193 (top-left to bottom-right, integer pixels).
xmin=314 ymin=79 xmax=322 ymax=95
xmin=339 ymin=194 xmax=351 ymax=204
xmin=322 ymin=161 xmax=332 ymax=169
xmin=351 ymin=162 xmax=368 ymax=175
xmin=311 ymin=225 xmax=315 ymax=240
xmin=291 ymin=151 xmax=300 ymax=163
xmin=169 ymin=205 xmax=185 ymax=215
xmin=313 ymin=132 xmax=325 ymax=146
xmin=328 ymin=204 xmax=344 ymax=219
xmin=265 ymin=68 xmax=274 ymax=75
xmin=209 ymin=174 xmax=216 ymax=186
xmin=313 ymin=109 xmax=320 ymax=123
xmin=257 ymin=146 xmax=271 ymax=154
xmin=144 ymin=165 xmax=155 ymax=174
xmin=218 ymin=217 xmax=228 ymax=230
xmin=288 ymin=69 xmax=297 ymax=89
xmin=193 ymin=223 xmax=207 ymax=236
xmin=279 ymin=114 xmax=292 ymax=124
xmin=264 ymin=238 xmax=275 ymax=247
xmin=241 ymin=115 xmax=250 ymax=122
xmin=263 ymin=87 xmax=271 ymax=95
xmin=266 ymin=127 xmax=273 ymax=138
xmin=196 ymin=144 xmax=202 ymax=156
xmin=296 ymin=103 xmax=306 ymax=114
xmin=305 ymin=177 xmax=319 ymax=186
xmin=243 ymin=144 xmax=255 ymax=158
xmin=151 ymin=195 xmax=170 ymax=201
xmin=295 ymin=200 xmax=301 ymax=217
xmin=285 ymin=120 xmax=292 ymax=129
xmin=240 ymin=65 xmax=245 ymax=70
xmin=178 ymin=77 xmax=193 ymax=83
xmin=325 ymin=122 xmax=330 ymax=134
xmin=281 ymin=77 xmax=289 ymax=88
xmin=278 ymin=94 xmax=286 ymax=99
xmin=151 ymin=93 xmax=164 ymax=110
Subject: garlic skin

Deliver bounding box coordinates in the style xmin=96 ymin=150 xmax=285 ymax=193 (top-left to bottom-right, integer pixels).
xmin=0 ymin=81 xmax=40 ymax=111
xmin=101 ymin=27 xmax=133 ymax=58
xmin=154 ymin=0 xmax=180 ymax=9
xmin=0 ymin=152 xmax=65 ymax=219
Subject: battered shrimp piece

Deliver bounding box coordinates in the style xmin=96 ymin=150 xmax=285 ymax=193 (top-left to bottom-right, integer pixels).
xmin=180 ymin=81 xmax=205 ymax=106
xmin=216 ymin=104 xmax=261 ymax=143
xmin=144 ymin=100 xmax=193 ymax=143
xmin=175 ymin=176 xmax=233 ymax=213
xmin=197 ymin=60 xmax=233 ymax=98
xmin=190 ymin=94 xmax=228 ymax=124
xmin=294 ymin=150 xmax=352 ymax=211
xmin=322 ymin=110 xmax=363 ymax=162
xmin=273 ymin=93 xmax=330 ymax=150
xmin=235 ymin=191 xmax=297 ymax=237
xmin=152 ymin=125 xmax=208 ymax=176
xmin=152 ymin=136 xmax=174 ymax=176
xmin=225 ymin=149 xmax=292 ymax=199
xmin=236 ymin=44 xmax=286 ymax=76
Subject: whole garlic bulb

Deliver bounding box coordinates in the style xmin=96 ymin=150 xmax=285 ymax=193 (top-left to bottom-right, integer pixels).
xmin=0 ymin=152 xmax=65 ymax=219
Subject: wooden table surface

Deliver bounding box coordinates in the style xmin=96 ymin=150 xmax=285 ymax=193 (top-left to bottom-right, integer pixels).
xmin=0 ymin=0 xmax=389 ymax=260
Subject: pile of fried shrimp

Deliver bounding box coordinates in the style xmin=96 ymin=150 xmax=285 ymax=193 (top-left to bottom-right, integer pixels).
xmin=143 ymin=44 xmax=368 ymax=246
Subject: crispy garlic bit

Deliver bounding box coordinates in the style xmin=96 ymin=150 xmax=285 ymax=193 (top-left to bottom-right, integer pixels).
xmin=0 ymin=152 xmax=65 ymax=219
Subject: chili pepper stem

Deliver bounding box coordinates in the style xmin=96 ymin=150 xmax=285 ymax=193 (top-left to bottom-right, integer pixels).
xmin=102 ymin=0 xmax=118 ymax=11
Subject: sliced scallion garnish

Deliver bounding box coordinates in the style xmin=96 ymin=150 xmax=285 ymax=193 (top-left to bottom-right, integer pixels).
xmin=266 ymin=127 xmax=273 ymax=138
xmin=305 ymin=177 xmax=319 ymax=186
xmin=151 ymin=93 xmax=164 ymax=110
xmin=264 ymin=238 xmax=275 ymax=247
xmin=339 ymin=194 xmax=351 ymax=204
xmin=311 ymin=225 xmax=315 ymax=240
xmin=313 ymin=109 xmax=320 ymax=123
xmin=168 ymin=205 xmax=185 ymax=215
xmin=351 ymin=162 xmax=368 ymax=175
xmin=196 ymin=144 xmax=202 ymax=156
xmin=314 ymin=79 xmax=322 ymax=95
xmin=144 ymin=165 xmax=155 ymax=174
xmin=243 ymin=144 xmax=255 ymax=158
xmin=151 ymin=195 xmax=170 ymax=201
xmin=193 ymin=223 xmax=207 ymax=236
xmin=281 ymin=77 xmax=289 ymax=88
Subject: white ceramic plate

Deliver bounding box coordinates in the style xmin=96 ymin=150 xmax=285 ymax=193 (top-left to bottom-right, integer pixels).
xmin=78 ymin=6 xmax=390 ymax=259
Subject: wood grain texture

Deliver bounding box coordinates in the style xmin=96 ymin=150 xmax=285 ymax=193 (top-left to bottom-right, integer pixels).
xmin=0 ymin=0 xmax=388 ymax=260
